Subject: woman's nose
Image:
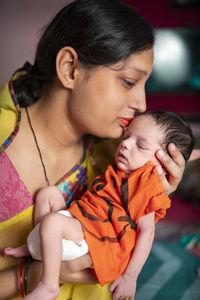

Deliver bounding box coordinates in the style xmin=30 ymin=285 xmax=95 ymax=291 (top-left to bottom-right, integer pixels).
xmin=136 ymin=95 xmax=146 ymax=113
xmin=129 ymin=88 xmax=146 ymax=113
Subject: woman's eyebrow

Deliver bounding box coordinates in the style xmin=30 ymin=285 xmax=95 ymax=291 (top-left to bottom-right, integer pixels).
xmin=110 ymin=63 xmax=148 ymax=76
xmin=119 ymin=64 xmax=149 ymax=77
xmin=132 ymin=66 xmax=148 ymax=77
xmin=125 ymin=65 xmax=149 ymax=76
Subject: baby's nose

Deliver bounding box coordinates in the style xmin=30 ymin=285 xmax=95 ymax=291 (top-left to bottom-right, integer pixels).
xmin=122 ymin=139 xmax=130 ymax=149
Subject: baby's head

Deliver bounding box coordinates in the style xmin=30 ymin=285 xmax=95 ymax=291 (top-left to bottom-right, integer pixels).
xmin=115 ymin=110 xmax=194 ymax=174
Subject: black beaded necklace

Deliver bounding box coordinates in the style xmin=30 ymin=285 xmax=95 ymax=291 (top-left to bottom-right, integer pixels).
xmin=25 ymin=107 xmax=50 ymax=186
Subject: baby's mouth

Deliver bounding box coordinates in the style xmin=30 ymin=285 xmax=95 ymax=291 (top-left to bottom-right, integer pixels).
xmin=118 ymin=151 xmax=128 ymax=163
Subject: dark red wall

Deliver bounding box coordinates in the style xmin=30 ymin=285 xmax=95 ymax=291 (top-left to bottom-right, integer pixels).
xmin=124 ymin=0 xmax=200 ymax=28
xmin=123 ymin=0 xmax=200 ymax=116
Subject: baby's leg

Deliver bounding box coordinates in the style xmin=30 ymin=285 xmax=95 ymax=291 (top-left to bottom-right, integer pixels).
xmin=3 ymin=244 xmax=29 ymax=257
xmin=34 ymin=186 xmax=66 ymax=225
xmin=25 ymin=212 xmax=85 ymax=300
xmin=40 ymin=213 xmax=85 ymax=282
xmin=23 ymin=281 xmax=60 ymax=300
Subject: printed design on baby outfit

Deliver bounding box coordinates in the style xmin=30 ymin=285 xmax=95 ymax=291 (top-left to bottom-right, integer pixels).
xmin=68 ymin=163 xmax=171 ymax=285
xmin=119 ymin=178 xmax=137 ymax=230
xmin=75 ymin=173 xmax=137 ymax=243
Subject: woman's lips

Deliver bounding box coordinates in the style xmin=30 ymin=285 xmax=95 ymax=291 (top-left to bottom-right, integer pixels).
xmin=119 ymin=118 xmax=133 ymax=127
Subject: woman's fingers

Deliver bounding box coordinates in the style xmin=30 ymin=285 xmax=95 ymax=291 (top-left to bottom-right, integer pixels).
xmin=155 ymin=165 xmax=170 ymax=195
xmin=155 ymin=143 xmax=185 ymax=195
xmin=109 ymin=280 xmax=117 ymax=293
xmin=167 ymin=143 xmax=185 ymax=172
xmin=158 ymin=144 xmax=185 ymax=177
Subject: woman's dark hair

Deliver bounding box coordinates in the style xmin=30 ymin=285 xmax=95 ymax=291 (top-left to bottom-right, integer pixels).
xmin=13 ymin=0 xmax=154 ymax=107
xmin=143 ymin=110 xmax=194 ymax=162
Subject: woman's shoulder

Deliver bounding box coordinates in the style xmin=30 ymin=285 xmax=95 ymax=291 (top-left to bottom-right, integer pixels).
xmin=0 ymin=80 xmax=18 ymax=146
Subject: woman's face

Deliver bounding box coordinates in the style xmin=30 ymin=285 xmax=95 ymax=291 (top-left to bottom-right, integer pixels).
xmin=69 ymin=48 xmax=154 ymax=139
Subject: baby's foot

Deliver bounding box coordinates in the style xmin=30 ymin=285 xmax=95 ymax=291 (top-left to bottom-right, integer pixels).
xmin=24 ymin=281 xmax=60 ymax=300
xmin=3 ymin=245 xmax=30 ymax=257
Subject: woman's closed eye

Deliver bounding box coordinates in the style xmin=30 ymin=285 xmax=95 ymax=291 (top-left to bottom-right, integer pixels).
xmin=121 ymin=78 xmax=136 ymax=89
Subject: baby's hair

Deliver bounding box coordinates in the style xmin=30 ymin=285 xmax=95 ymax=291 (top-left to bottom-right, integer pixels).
xmin=142 ymin=110 xmax=194 ymax=161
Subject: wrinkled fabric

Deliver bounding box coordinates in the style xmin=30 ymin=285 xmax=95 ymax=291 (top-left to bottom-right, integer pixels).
xmin=69 ymin=163 xmax=171 ymax=285
xmin=0 ymin=152 xmax=33 ymax=222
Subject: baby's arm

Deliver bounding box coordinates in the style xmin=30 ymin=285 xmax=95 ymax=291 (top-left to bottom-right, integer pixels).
xmin=34 ymin=186 xmax=66 ymax=225
xmin=109 ymin=212 xmax=155 ymax=300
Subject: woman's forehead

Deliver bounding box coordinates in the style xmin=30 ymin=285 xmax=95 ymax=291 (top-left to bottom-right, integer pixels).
xmin=110 ymin=48 xmax=154 ymax=76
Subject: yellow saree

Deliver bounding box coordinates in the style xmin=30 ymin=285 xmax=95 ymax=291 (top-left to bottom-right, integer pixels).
xmin=0 ymin=80 xmax=117 ymax=299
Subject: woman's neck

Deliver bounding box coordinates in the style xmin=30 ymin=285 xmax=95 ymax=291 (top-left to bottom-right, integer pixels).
xmin=6 ymin=84 xmax=85 ymax=194
xmin=27 ymin=84 xmax=84 ymax=153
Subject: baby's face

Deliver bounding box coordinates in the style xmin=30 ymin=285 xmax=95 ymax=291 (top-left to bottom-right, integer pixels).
xmin=115 ymin=114 xmax=164 ymax=174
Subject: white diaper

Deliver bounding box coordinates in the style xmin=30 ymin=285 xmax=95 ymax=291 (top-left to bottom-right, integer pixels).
xmin=27 ymin=210 xmax=89 ymax=261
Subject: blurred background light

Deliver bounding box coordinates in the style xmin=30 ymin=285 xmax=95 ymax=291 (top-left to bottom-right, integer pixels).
xmin=153 ymin=30 xmax=190 ymax=88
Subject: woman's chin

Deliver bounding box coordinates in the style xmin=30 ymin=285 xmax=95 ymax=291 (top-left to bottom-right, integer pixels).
xmin=111 ymin=127 xmax=124 ymax=139
xmin=94 ymin=127 xmax=123 ymax=139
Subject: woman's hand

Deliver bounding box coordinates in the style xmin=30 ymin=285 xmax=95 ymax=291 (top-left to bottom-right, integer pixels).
xmin=59 ymin=253 xmax=97 ymax=284
xmin=155 ymin=143 xmax=185 ymax=195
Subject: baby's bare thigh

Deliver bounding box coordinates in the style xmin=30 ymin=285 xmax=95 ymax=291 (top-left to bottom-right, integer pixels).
xmin=58 ymin=213 xmax=84 ymax=244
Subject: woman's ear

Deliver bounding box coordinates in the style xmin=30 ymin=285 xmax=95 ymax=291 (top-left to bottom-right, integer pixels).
xmin=56 ymin=47 xmax=79 ymax=89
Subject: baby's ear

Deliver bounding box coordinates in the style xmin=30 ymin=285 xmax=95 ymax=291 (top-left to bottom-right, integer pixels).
xmin=188 ymin=149 xmax=200 ymax=162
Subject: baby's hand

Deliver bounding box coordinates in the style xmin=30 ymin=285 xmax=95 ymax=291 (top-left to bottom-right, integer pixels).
xmin=109 ymin=272 xmax=136 ymax=300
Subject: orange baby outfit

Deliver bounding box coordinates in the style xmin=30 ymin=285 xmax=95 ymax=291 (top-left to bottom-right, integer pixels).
xmin=68 ymin=162 xmax=171 ymax=285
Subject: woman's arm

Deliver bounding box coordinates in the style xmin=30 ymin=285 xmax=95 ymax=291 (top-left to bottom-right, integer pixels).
xmin=109 ymin=212 xmax=155 ymax=300
xmin=0 ymin=254 xmax=97 ymax=300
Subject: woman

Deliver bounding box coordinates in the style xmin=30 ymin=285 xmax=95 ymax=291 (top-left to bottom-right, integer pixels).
xmin=0 ymin=0 xmax=185 ymax=299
